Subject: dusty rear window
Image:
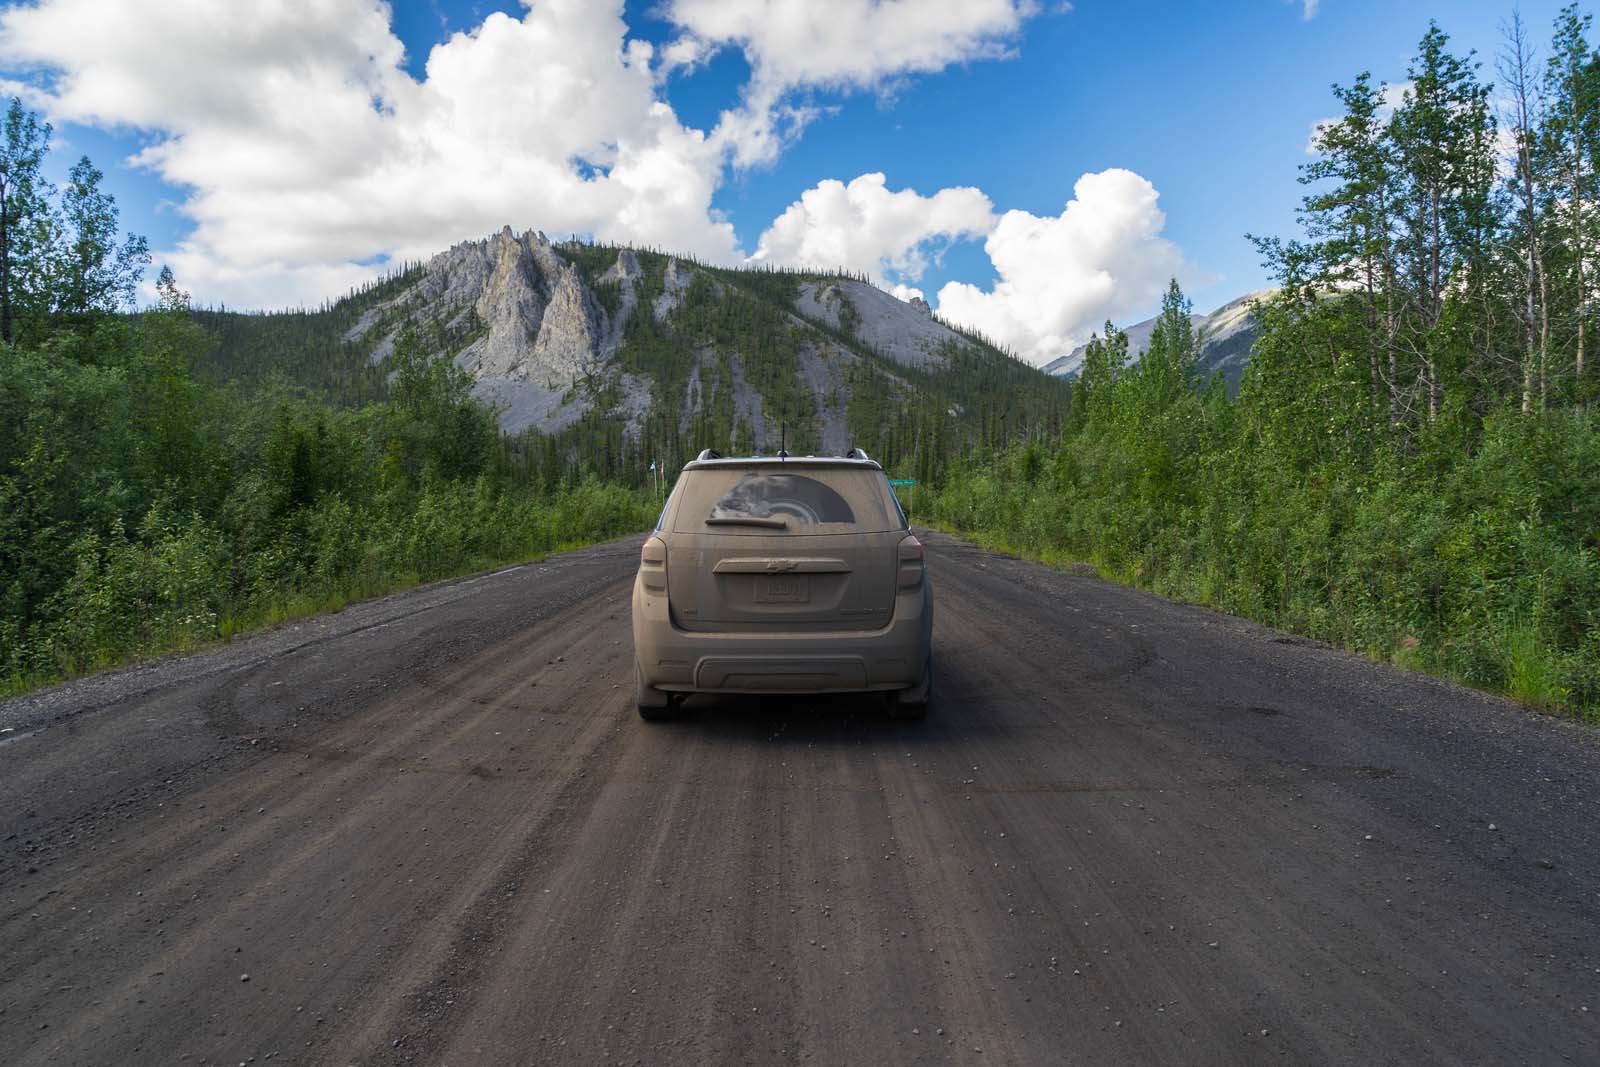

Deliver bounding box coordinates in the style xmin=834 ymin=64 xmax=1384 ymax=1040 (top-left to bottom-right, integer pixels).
xmin=672 ymin=467 xmax=901 ymax=534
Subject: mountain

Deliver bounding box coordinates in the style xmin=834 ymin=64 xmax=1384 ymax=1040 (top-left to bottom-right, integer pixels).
xmin=1042 ymin=289 xmax=1274 ymax=388
xmin=194 ymin=226 xmax=1068 ymax=466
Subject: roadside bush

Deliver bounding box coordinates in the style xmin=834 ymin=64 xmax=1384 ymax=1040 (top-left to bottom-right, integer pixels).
xmin=927 ymin=404 xmax=1600 ymax=720
xmin=0 ymin=324 xmax=659 ymax=698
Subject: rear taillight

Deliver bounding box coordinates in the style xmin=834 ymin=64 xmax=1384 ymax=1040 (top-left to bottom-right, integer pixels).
xmin=897 ymin=534 xmax=925 ymax=589
xmin=640 ymin=535 xmax=668 ymax=591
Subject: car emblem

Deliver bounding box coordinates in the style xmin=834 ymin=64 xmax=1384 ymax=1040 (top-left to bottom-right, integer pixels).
xmin=764 ymin=559 xmax=799 ymax=573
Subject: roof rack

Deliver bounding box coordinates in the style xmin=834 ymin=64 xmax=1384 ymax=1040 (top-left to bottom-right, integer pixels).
xmin=687 ymin=448 xmax=877 ymax=466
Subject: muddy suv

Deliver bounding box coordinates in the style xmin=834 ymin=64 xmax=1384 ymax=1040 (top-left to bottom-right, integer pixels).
xmin=631 ymin=449 xmax=933 ymax=721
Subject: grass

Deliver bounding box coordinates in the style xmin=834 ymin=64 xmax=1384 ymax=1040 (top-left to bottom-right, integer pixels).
xmin=1502 ymin=621 xmax=1572 ymax=710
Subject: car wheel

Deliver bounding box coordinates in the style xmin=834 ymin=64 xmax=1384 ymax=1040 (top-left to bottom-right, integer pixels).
xmin=636 ymin=665 xmax=676 ymax=722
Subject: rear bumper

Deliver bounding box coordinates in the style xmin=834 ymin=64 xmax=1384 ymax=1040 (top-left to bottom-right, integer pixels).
xmin=632 ymin=577 xmax=932 ymax=694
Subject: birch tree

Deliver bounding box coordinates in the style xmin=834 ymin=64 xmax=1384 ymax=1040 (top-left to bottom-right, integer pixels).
xmin=1388 ymin=23 xmax=1496 ymax=423
xmin=1501 ymin=12 xmax=1552 ymax=411
xmin=1541 ymin=4 xmax=1600 ymax=401
xmin=0 ymin=98 xmax=53 ymax=344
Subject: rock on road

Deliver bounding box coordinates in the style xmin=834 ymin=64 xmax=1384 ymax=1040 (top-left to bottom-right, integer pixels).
xmin=2 ymin=531 xmax=1598 ymax=1065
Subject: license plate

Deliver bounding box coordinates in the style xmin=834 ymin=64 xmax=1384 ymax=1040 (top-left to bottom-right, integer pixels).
xmin=756 ymin=577 xmax=809 ymax=604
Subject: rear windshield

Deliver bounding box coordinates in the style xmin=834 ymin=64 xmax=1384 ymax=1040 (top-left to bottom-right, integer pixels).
xmin=672 ymin=467 xmax=902 ymax=534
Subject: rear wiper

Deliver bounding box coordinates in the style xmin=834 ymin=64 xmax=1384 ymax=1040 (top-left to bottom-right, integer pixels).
xmin=705 ymin=516 xmax=789 ymax=529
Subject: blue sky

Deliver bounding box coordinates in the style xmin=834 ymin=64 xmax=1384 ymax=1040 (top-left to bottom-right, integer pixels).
xmin=0 ymin=0 xmax=1579 ymax=361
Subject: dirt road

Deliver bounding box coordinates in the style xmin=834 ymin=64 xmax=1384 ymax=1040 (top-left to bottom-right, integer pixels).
xmin=2 ymin=531 xmax=1597 ymax=1065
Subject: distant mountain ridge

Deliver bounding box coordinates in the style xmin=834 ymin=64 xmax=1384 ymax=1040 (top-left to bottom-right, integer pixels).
xmin=199 ymin=226 xmax=1068 ymax=460
xmin=1043 ymin=290 xmax=1274 ymax=388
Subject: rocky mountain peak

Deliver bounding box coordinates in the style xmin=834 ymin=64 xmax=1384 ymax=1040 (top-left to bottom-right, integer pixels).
xmin=344 ymin=227 xmax=1045 ymax=441
xmin=471 ymin=228 xmax=546 ymax=378
xmin=530 ymin=261 xmax=603 ymax=382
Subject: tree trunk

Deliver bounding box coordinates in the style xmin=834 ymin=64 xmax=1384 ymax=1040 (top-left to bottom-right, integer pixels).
xmin=1426 ymin=186 xmax=1442 ymax=421
xmin=1377 ymin=182 xmax=1402 ymax=430
xmin=1524 ymin=233 xmax=1538 ymax=414
xmin=0 ymin=181 xmax=10 ymax=345
xmin=1365 ymin=253 xmax=1383 ymax=408
xmin=1578 ymin=61 xmax=1593 ymax=402
xmin=1516 ymin=120 xmax=1544 ymax=413
xmin=1574 ymin=185 xmax=1586 ymax=399
xmin=1539 ymin=245 xmax=1553 ymax=410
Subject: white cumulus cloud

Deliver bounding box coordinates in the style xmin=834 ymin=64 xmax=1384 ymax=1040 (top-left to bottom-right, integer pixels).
xmin=0 ymin=0 xmax=738 ymax=307
xmin=750 ymin=172 xmax=994 ymax=285
xmin=935 ymin=169 xmax=1187 ymax=364
xmin=660 ymin=0 xmax=1040 ymax=167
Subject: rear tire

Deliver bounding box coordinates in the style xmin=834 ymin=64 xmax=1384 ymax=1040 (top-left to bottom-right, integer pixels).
xmin=636 ymin=665 xmax=676 ymax=722
xmin=887 ymin=660 xmax=932 ymax=720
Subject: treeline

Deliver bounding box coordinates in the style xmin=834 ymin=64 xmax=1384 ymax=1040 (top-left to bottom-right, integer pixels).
xmin=0 ymin=104 xmax=653 ymax=696
xmin=927 ymin=11 xmax=1600 ymax=716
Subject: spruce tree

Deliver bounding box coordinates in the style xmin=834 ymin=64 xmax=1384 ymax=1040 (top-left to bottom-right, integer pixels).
xmin=1141 ymin=279 xmax=1200 ymax=410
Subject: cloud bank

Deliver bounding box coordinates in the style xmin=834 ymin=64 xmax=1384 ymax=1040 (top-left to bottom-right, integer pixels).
xmin=0 ymin=0 xmax=1192 ymax=365
xmin=0 ymin=0 xmax=740 ymax=306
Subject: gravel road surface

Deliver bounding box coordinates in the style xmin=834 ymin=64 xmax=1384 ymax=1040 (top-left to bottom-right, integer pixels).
xmin=2 ymin=530 xmax=1597 ymax=1065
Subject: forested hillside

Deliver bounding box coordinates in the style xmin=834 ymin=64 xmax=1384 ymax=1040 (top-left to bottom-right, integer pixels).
xmin=928 ymin=12 xmax=1600 ymax=717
